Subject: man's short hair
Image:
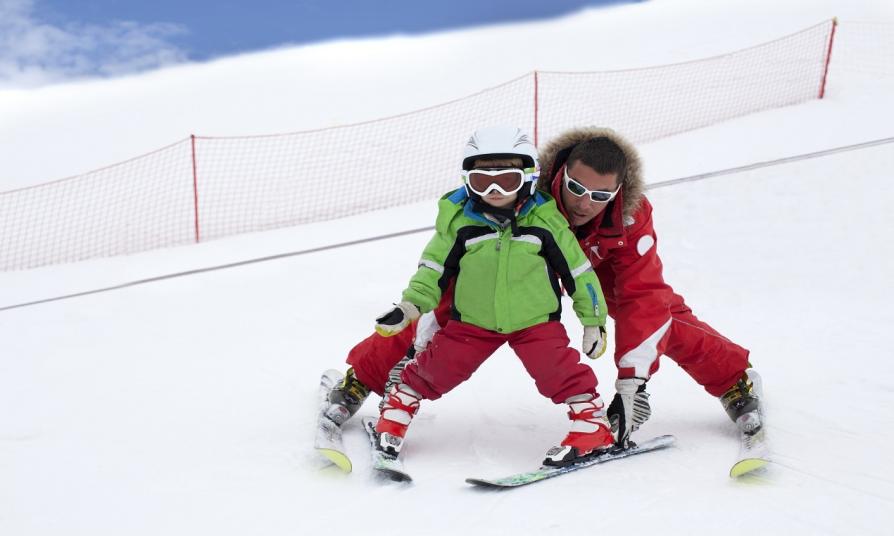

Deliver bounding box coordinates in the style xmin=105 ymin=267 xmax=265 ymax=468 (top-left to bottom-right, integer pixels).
xmin=567 ymin=137 xmax=627 ymax=179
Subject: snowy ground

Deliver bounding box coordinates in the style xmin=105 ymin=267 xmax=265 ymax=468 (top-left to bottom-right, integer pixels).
xmin=2 ymin=132 xmax=892 ymax=535
xmin=3 ymin=1 xmax=894 ymax=535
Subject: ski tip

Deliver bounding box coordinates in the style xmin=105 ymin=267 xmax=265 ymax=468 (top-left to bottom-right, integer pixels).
xmin=730 ymin=458 xmax=769 ymax=478
xmin=465 ymin=478 xmax=502 ymax=488
xmin=317 ymin=448 xmax=353 ymax=473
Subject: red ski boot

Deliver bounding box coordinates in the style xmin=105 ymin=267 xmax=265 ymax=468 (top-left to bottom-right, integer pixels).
xmin=374 ymin=383 xmax=422 ymax=456
xmin=543 ymin=393 xmax=614 ymax=466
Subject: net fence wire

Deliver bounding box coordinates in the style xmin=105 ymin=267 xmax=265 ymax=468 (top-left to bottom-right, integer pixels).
xmin=827 ymin=21 xmax=894 ymax=84
xmin=1 ymin=20 xmax=841 ymax=271
xmin=3 ymin=134 xmax=890 ymax=314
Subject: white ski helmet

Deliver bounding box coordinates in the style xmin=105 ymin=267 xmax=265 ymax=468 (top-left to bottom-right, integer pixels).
xmin=462 ymin=126 xmax=539 ymax=194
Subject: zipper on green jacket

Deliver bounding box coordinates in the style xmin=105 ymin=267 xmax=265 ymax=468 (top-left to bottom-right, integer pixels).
xmin=493 ymin=227 xmax=512 ymax=332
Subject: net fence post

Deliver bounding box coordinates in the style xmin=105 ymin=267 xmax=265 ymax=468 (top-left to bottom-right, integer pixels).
xmin=819 ymin=17 xmax=839 ymax=99
xmin=533 ymin=70 xmax=540 ymax=147
xmin=191 ymin=134 xmax=201 ymax=243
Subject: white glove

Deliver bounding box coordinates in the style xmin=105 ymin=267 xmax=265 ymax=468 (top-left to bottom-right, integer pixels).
xmin=582 ymin=325 xmax=607 ymax=359
xmin=375 ymin=301 xmax=421 ymax=337
xmin=607 ymin=377 xmax=651 ymax=447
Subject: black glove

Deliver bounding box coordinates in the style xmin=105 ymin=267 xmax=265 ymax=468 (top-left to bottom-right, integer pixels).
xmin=607 ymin=378 xmax=651 ymax=448
xmin=374 ymin=301 xmax=420 ymax=337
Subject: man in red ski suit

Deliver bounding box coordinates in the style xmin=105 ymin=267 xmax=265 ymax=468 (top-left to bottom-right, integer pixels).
xmin=325 ymin=127 xmax=760 ymax=448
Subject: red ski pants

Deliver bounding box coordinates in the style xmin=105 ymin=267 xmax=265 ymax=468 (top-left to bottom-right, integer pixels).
xmin=399 ymin=320 xmax=598 ymax=404
xmin=347 ymin=326 xmax=417 ymax=396
xmin=348 ymin=285 xmax=454 ymax=396
xmin=347 ymin=306 xmax=749 ymax=399
xmin=657 ymin=306 xmax=750 ymax=397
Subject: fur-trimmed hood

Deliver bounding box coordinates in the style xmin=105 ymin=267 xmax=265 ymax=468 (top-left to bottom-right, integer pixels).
xmin=536 ymin=127 xmax=645 ymax=222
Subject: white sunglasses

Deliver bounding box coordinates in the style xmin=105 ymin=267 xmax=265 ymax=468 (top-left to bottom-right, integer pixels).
xmin=462 ymin=168 xmax=531 ymax=196
xmin=563 ymin=168 xmax=621 ymax=203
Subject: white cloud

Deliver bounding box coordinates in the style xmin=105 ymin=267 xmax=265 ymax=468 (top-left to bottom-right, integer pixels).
xmin=0 ymin=0 xmax=189 ymax=88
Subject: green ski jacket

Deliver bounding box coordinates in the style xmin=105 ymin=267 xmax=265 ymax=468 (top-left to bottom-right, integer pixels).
xmin=402 ymin=188 xmax=607 ymax=333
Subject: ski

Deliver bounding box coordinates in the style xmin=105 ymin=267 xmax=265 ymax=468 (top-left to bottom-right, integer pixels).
xmin=466 ymin=434 xmax=676 ymax=488
xmin=730 ymin=369 xmax=769 ymax=478
xmin=361 ymin=416 xmax=412 ymax=483
xmin=314 ymin=369 xmax=352 ymax=472
xmin=730 ymin=428 xmax=769 ymax=478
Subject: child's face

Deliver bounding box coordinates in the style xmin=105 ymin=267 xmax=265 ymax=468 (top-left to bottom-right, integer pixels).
xmin=482 ymin=190 xmax=518 ymax=208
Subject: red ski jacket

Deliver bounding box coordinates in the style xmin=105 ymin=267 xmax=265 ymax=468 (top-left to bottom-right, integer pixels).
xmin=549 ymin=173 xmax=677 ymax=379
xmin=537 ymin=127 xmax=748 ymax=390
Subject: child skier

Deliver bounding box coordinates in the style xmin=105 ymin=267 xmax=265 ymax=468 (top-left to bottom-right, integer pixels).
xmin=372 ymin=125 xmax=613 ymax=466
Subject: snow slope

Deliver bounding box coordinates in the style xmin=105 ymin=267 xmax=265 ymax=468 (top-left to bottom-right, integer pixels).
xmin=2 ymin=1 xmax=894 ymax=535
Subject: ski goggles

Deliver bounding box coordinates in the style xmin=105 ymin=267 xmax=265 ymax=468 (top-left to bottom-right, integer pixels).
xmin=462 ymin=168 xmax=531 ymax=196
xmin=563 ymin=167 xmax=621 ymax=203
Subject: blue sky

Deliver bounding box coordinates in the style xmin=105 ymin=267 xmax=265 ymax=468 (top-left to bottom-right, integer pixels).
xmin=0 ymin=0 xmax=638 ymax=87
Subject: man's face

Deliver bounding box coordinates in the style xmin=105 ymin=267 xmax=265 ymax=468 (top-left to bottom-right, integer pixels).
xmin=560 ymin=160 xmax=620 ymax=227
